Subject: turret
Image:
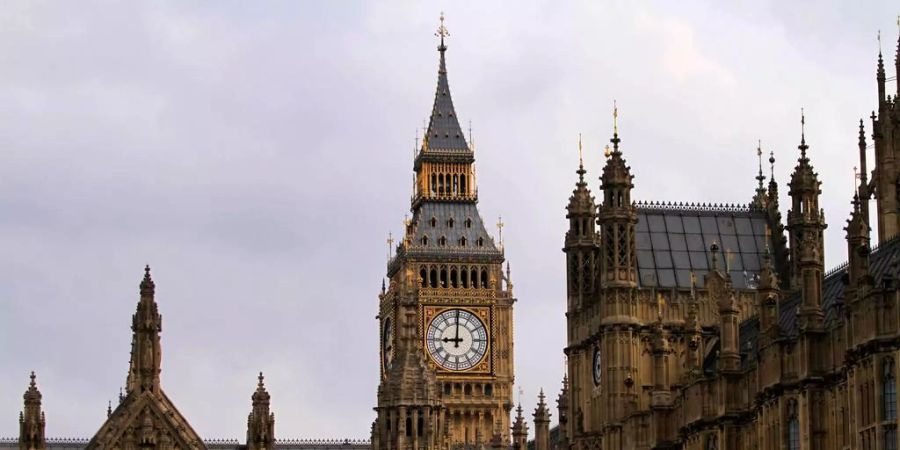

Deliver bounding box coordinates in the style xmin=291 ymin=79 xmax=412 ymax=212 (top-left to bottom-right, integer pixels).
xmin=246 ymin=373 xmax=275 ymax=450
xmin=556 ymin=376 xmax=569 ymax=450
xmin=757 ymin=247 xmax=781 ymax=345
xmin=126 ymin=265 xmax=162 ymax=394
xmin=766 ymin=152 xmax=792 ymax=288
xmin=598 ymin=106 xmax=637 ymax=287
xmin=18 ymin=372 xmax=45 ymax=450
xmin=564 ymin=135 xmax=600 ymax=312
xmin=511 ymin=404 xmax=528 ymax=450
xmin=787 ymin=112 xmax=827 ymax=330
xmin=532 ymin=390 xmax=550 ymax=450
xmin=707 ymin=244 xmax=740 ymax=373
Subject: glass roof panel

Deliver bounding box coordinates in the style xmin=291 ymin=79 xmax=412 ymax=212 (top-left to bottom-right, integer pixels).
xmin=676 ymin=269 xmax=693 ymax=287
xmin=654 ymin=250 xmax=673 ymax=269
xmin=751 ymin=217 xmax=767 ymax=235
xmin=721 ymin=235 xmax=740 ymax=254
xmin=700 ymin=216 xmax=719 ymax=234
xmin=689 ymin=251 xmax=709 ymax=269
xmin=683 ymin=216 xmax=701 ymax=234
xmin=636 ymin=214 xmax=649 ymax=232
xmin=637 ymin=250 xmax=655 ymax=268
xmin=648 ymin=214 xmax=666 ymax=232
xmin=738 ymin=235 xmax=758 ymax=253
xmin=671 ymin=251 xmax=690 ymax=269
xmin=686 ymin=234 xmax=705 ymax=251
xmin=664 ymin=215 xmax=684 ymax=233
xmin=735 ymin=217 xmax=754 ymax=235
xmin=651 ymin=232 xmax=670 ymax=250
xmin=669 ymin=233 xmax=687 ymax=251
xmin=717 ymin=216 xmax=737 ymax=234
xmin=657 ymin=269 xmax=676 ymax=287
xmin=636 ymin=231 xmax=653 ymax=250
xmin=743 ymin=253 xmax=761 ymax=271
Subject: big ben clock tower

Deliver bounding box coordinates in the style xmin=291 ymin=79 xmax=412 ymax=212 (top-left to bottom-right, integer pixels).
xmin=373 ymin=15 xmax=515 ymax=449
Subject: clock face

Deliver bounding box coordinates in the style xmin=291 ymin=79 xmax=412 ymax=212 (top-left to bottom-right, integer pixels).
xmin=382 ymin=318 xmax=393 ymax=372
xmin=592 ymin=347 xmax=602 ymax=387
xmin=425 ymin=308 xmax=488 ymax=371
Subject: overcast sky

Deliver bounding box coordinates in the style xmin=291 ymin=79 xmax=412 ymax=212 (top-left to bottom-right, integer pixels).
xmin=1 ymin=0 xmax=898 ymax=441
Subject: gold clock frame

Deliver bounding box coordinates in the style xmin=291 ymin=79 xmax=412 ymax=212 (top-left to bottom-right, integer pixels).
xmin=421 ymin=305 xmax=492 ymax=374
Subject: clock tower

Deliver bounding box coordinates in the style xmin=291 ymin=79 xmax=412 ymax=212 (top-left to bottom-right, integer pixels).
xmin=374 ymin=14 xmax=515 ymax=448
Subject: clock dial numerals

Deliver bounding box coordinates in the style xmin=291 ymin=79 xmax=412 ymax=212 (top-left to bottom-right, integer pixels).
xmin=426 ymin=309 xmax=488 ymax=371
xmin=592 ymin=347 xmax=602 ymax=387
xmin=383 ymin=318 xmax=394 ymax=371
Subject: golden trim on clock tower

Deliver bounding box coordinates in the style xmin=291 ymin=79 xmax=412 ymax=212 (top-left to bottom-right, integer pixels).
xmin=373 ymin=14 xmax=515 ymax=450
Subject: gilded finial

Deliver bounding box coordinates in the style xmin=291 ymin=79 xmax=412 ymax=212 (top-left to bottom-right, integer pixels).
xmin=387 ymin=232 xmax=394 ymax=260
xmin=756 ymin=140 xmax=765 ymax=187
xmin=878 ymin=29 xmax=882 ymax=54
xmin=435 ymin=12 xmax=449 ymax=49
xmin=799 ymin=108 xmax=808 ymax=157
xmin=769 ymin=150 xmax=775 ymax=179
xmin=258 ymin=371 xmax=265 ymax=388
xmin=578 ymin=133 xmax=583 ymax=168
xmin=497 ymin=216 xmax=504 ymax=248
xmin=29 ymin=371 xmax=36 ymax=388
xmin=603 ymin=144 xmax=612 ymax=158
xmin=613 ymin=100 xmax=618 ymax=135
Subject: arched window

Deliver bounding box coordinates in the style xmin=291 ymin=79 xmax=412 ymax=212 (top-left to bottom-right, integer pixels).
xmin=430 ymin=174 xmax=437 ymax=194
xmin=405 ymin=416 xmax=412 ymax=437
xmin=481 ymin=269 xmax=488 ymax=289
xmin=459 ymin=236 xmax=467 ymax=247
xmin=422 ymin=236 xmax=429 ymax=246
xmin=430 ymin=217 xmax=437 ymax=227
xmin=439 ymin=236 xmax=447 ymax=246
xmin=460 ymin=175 xmax=467 ymax=194
xmin=705 ymin=435 xmax=717 ymax=450
xmin=477 ymin=237 xmax=484 ymax=247
xmin=465 ymin=218 xmax=472 ymax=228
xmin=453 ymin=174 xmax=459 ymax=195
xmin=787 ymin=399 xmax=800 ymax=450
xmin=484 ymin=384 xmax=493 ymax=397
xmin=448 ymin=217 xmax=454 ymax=228
xmin=884 ymin=358 xmax=897 ymax=421
xmin=438 ymin=174 xmax=444 ymax=194
xmin=430 ymin=269 xmax=437 ymax=288
xmin=471 ymin=269 xmax=478 ymax=288
xmin=450 ymin=268 xmax=458 ymax=288
xmin=464 ymin=384 xmax=472 ymax=395
xmin=417 ymin=413 xmax=423 ymax=437
xmin=440 ymin=269 xmax=447 ymax=288
xmin=461 ymin=269 xmax=469 ymax=288
xmin=420 ymin=268 xmax=427 ymax=287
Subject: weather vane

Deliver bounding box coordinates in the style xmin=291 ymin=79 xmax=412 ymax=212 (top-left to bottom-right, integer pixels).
xmin=578 ymin=133 xmax=584 ymax=166
xmin=497 ymin=216 xmax=505 ymax=248
xmin=387 ymin=232 xmax=394 ymax=260
xmin=613 ymin=100 xmax=619 ymax=135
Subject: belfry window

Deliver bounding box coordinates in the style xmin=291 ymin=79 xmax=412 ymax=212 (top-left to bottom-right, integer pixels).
xmin=787 ymin=399 xmax=799 ymax=450
xmin=884 ymin=358 xmax=897 ymax=421
xmin=420 ymin=268 xmax=427 ymax=287
xmin=429 ymin=269 xmax=437 ymax=288
xmin=440 ymin=269 xmax=447 ymax=288
xmin=461 ymin=270 xmax=469 ymax=288
xmin=450 ymin=268 xmax=458 ymax=288
xmin=480 ymin=269 xmax=488 ymax=288
xmin=471 ymin=269 xmax=478 ymax=288
xmin=460 ymin=175 xmax=467 ymax=194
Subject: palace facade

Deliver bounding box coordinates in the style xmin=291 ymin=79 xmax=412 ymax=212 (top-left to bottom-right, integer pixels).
xmin=560 ymin=30 xmax=900 ymax=450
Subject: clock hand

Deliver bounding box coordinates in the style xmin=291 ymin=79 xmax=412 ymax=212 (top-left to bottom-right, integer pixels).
xmin=454 ymin=310 xmax=461 ymax=348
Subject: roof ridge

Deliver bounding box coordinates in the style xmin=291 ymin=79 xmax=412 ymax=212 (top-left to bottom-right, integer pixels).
xmin=635 ymin=200 xmax=757 ymax=213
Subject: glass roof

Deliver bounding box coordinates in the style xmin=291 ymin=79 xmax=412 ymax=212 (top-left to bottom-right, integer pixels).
xmin=634 ymin=205 xmax=769 ymax=290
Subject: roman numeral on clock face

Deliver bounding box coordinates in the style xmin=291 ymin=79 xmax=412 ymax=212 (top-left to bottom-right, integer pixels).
xmin=426 ymin=308 xmax=488 ymax=371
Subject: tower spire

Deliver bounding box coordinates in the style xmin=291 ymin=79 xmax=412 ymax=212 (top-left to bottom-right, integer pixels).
xmin=247 ymin=372 xmax=275 ymax=450
xmin=877 ymin=30 xmax=887 ymax=104
xmin=128 ymin=265 xmax=162 ymax=394
xmin=610 ymin=101 xmax=620 ymax=153
xmin=19 ymin=371 xmax=46 ymax=450
xmin=577 ymin=133 xmax=585 ymax=182
xmin=752 ymin=140 xmax=768 ymax=208
xmin=799 ymin=108 xmax=808 ymax=158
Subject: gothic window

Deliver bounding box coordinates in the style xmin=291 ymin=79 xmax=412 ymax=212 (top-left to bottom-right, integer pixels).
xmin=453 ymin=174 xmax=459 ymax=194
xmin=448 ymin=218 xmax=454 ymax=228
xmin=450 ymin=268 xmax=458 ymax=288
xmin=420 ymin=268 xmax=427 ymax=288
xmin=465 ymin=218 xmax=472 ymax=228
xmin=459 ymin=236 xmax=467 ymax=247
xmin=617 ymin=224 xmax=628 ymax=265
xmin=481 ymin=269 xmax=488 ymax=288
xmin=417 ymin=414 xmax=424 ymax=437
xmin=422 ymin=236 xmax=429 ymax=246
xmin=431 ymin=174 xmax=437 ymax=194
xmin=705 ymin=434 xmax=717 ymax=450
xmin=439 ymin=236 xmax=447 ymax=246
xmin=430 ymin=217 xmax=437 ymax=227
xmin=440 ymin=269 xmax=447 ymax=288
xmin=443 ymin=383 xmax=452 ymax=395
xmin=406 ymin=417 xmax=412 ymax=437
xmin=460 ymin=175 xmax=467 ymax=194
xmin=438 ymin=174 xmax=444 ymax=194
xmin=884 ymin=358 xmax=897 ymax=421
xmin=471 ymin=269 xmax=478 ymax=288
xmin=477 ymin=237 xmax=484 ymax=247
xmin=430 ymin=269 xmax=437 ymax=288
xmin=484 ymin=384 xmax=493 ymax=397
xmin=461 ymin=269 xmax=469 ymax=288
xmin=787 ymin=399 xmax=800 ymax=450
xmin=464 ymin=384 xmax=472 ymax=395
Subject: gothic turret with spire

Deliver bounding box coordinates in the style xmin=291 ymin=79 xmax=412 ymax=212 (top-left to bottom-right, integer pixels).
xmin=564 ymin=135 xmax=600 ymax=313
xmin=598 ymin=104 xmax=637 ymax=287
xmin=787 ymin=112 xmax=827 ymax=330
xmin=18 ymin=372 xmax=45 ymax=450
xmin=246 ymin=373 xmax=275 ymax=450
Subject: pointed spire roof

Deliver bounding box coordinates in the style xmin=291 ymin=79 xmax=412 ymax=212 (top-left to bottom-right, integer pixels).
xmin=129 ymin=265 xmax=162 ymax=394
xmin=533 ymin=389 xmax=550 ymax=422
xmin=568 ymin=134 xmax=595 ymax=215
xmin=247 ymin=372 xmax=275 ymax=450
xmin=421 ymin=13 xmax=469 ymax=154
xmin=789 ymin=109 xmax=821 ymax=194
xmin=19 ymin=371 xmax=46 ymax=450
